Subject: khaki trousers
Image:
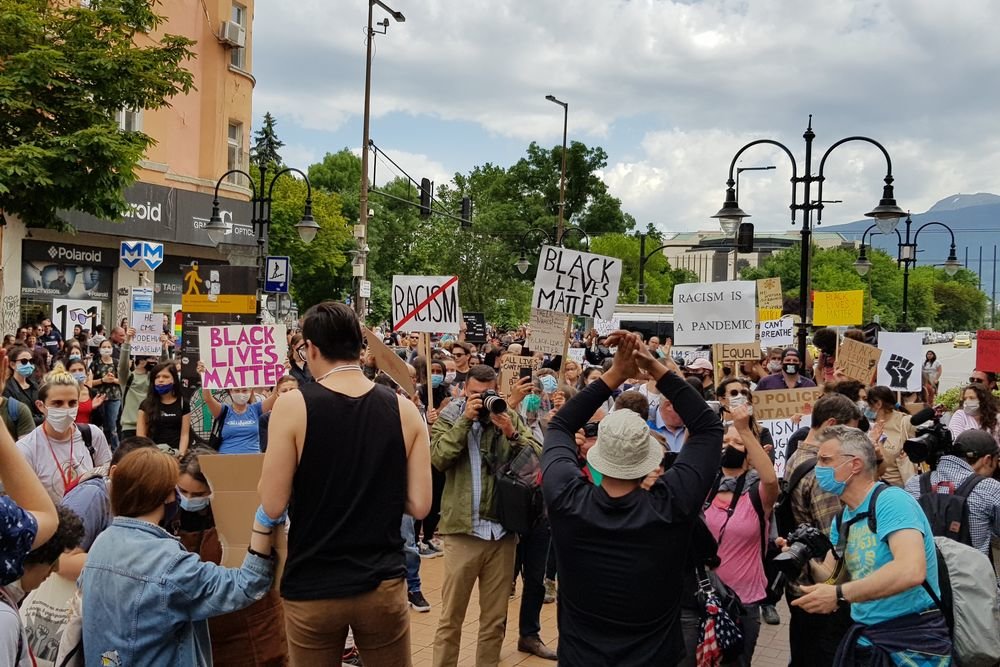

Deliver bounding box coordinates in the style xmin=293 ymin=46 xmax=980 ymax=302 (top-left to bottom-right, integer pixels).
xmin=432 ymin=533 xmax=517 ymax=667
xmin=283 ymin=577 xmax=411 ymax=667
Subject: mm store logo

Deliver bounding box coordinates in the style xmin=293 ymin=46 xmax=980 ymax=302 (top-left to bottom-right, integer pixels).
xmin=47 ymin=246 xmax=103 ymax=264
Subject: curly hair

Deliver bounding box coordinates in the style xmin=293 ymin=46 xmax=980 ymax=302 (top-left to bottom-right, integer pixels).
xmin=25 ymin=506 xmax=84 ymax=566
xmin=964 ymin=384 xmax=999 ymax=436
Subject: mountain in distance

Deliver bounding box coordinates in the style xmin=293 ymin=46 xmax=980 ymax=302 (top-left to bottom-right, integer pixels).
xmin=823 ymin=193 xmax=1000 ymax=296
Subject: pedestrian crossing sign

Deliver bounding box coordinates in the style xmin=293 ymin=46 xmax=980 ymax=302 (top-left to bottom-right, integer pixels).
xmin=265 ymin=256 xmax=290 ymax=293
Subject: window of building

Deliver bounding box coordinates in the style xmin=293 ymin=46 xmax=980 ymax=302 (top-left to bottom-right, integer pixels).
xmin=230 ymin=3 xmax=247 ymax=69
xmin=227 ymin=122 xmax=244 ymax=184
xmin=115 ymin=108 xmax=142 ymax=133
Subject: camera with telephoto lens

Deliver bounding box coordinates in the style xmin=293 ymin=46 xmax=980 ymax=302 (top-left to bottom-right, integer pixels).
xmin=478 ymin=390 xmax=508 ymax=420
xmin=771 ymin=524 xmax=833 ymax=578
xmin=903 ymin=418 xmax=952 ymax=466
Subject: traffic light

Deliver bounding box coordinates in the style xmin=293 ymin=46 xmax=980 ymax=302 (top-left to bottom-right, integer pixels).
xmin=419 ymin=178 xmax=432 ymax=217
xmin=737 ymin=222 xmax=754 ymax=253
xmin=460 ymin=197 xmax=472 ymax=227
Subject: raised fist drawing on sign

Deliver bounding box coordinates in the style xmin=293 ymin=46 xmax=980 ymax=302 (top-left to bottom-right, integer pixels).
xmin=885 ymin=354 xmax=914 ymax=388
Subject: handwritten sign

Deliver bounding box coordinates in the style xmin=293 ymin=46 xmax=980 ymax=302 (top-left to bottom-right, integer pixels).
xmin=762 ymin=415 xmax=812 ymax=478
xmin=532 ymin=246 xmax=622 ymax=320
xmin=391 ymin=275 xmax=460 ymax=334
xmin=364 ymin=329 xmax=415 ymax=396
xmin=462 ymin=312 xmax=487 ymax=343
xmin=759 ymin=316 xmax=795 ymax=349
xmin=714 ymin=342 xmax=761 ymax=364
xmin=594 ymin=317 xmax=620 ymax=337
xmin=567 ymin=347 xmax=585 ymax=364
xmin=527 ymin=308 xmax=571 ymax=356
xmin=813 ymin=290 xmax=863 ymax=326
xmin=673 ymin=281 xmax=756 ymax=345
xmin=199 ymin=324 xmax=287 ymax=390
xmin=499 ymin=355 xmax=541 ymax=399
xmin=977 ymin=330 xmax=1000 ymax=372
xmin=752 ymin=387 xmax=822 ymax=422
xmin=876 ymin=332 xmax=922 ymax=392
xmin=838 ymin=337 xmax=882 ymax=383
xmin=757 ymin=278 xmax=783 ymax=321
xmin=129 ymin=287 xmax=162 ymax=357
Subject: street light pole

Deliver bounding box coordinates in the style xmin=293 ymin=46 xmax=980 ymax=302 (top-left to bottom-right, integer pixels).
xmin=713 ymin=116 xmax=906 ymax=360
xmin=515 ymin=225 xmax=589 ymax=275
xmin=546 ymin=94 xmax=569 ymax=240
xmin=356 ymin=0 xmax=405 ymax=319
xmin=732 ymin=166 xmax=775 ymax=280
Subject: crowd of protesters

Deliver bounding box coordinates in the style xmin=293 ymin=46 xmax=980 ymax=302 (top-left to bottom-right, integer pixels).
xmin=0 ymin=309 xmax=997 ymax=666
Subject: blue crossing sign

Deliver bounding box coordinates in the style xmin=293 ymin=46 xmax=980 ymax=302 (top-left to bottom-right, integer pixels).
xmin=264 ymin=256 xmax=291 ymax=293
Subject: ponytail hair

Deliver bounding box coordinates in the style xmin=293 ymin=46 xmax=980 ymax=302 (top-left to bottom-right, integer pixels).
xmin=38 ymin=363 xmax=80 ymax=402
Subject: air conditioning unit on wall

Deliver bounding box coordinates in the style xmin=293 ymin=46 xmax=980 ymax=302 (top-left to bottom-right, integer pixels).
xmin=220 ymin=20 xmax=246 ymax=48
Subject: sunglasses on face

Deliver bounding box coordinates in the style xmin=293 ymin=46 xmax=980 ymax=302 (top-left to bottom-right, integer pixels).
xmin=726 ymin=389 xmax=750 ymax=398
xmin=970 ymin=377 xmax=985 ymax=384
xmin=296 ymin=345 xmax=307 ymax=362
xmin=452 ymin=352 xmax=465 ymax=358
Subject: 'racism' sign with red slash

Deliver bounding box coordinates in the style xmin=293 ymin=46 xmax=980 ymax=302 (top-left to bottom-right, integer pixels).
xmin=391 ymin=275 xmax=461 ymax=334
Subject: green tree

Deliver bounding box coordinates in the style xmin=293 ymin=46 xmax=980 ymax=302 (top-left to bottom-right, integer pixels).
xmin=589 ymin=233 xmax=697 ymax=304
xmin=0 ymin=0 xmax=195 ymax=228
xmin=308 ymin=148 xmax=362 ymax=224
xmin=250 ymin=112 xmax=284 ymax=170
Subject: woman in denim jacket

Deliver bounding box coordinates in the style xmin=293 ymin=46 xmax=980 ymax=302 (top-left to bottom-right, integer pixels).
xmin=80 ymin=448 xmax=281 ymax=666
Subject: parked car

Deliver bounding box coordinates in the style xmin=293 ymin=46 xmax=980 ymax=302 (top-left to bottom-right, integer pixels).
xmin=954 ymin=331 xmax=972 ymax=348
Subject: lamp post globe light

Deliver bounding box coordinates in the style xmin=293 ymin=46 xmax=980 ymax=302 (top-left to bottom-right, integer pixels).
xmin=713 ymin=115 xmax=906 ymax=358
xmin=515 ymin=225 xmax=590 ymax=275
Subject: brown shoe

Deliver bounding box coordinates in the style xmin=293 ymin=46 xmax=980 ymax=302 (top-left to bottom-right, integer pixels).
xmin=517 ymin=636 xmax=557 ymax=661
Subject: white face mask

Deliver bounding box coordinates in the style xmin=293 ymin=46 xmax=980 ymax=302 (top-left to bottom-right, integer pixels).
xmin=728 ymin=395 xmax=752 ymax=415
xmin=767 ymin=361 xmax=782 ymax=373
xmin=964 ymin=400 xmax=980 ymax=415
xmin=445 ymin=371 xmax=457 ymax=384
xmin=100 ymin=347 xmax=112 ymax=358
xmin=45 ymin=406 xmax=78 ymax=432
xmin=230 ymin=391 xmax=251 ymax=406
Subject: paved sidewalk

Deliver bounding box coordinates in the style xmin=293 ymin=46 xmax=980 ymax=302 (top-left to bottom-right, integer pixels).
xmin=403 ymin=555 xmax=792 ymax=666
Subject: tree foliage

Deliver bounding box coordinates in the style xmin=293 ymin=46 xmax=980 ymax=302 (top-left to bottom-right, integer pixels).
xmin=589 ymin=234 xmax=698 ymax=304
xmin=0 ymin=0 xmax=195 ymax=227
xmin=250 ymin=112 xmax=283 ymax=171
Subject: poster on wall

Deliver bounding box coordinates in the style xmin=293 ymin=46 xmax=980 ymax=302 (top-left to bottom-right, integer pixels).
xmin=50 ymin=299 xmax=103 ymax=337
xmin=22 ymin=240 xmax=114 ymax=301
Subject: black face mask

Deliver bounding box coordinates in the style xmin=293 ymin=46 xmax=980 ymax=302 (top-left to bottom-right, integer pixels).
xmin=720 ymin=446 xmax=748 ymax=469
xmin=784 ymin=363 xmax=799 ymax=375
xmin=160 ymin=493 xmax=179 ymax=529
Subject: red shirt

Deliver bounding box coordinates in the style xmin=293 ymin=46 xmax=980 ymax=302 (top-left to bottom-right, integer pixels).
xmin=76 ymin=399 xmax=93 ymax=424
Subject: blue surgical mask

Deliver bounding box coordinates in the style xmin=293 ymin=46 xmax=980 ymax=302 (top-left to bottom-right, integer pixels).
xmin=15 ymin=362 xmax=34 ymax=377
xmin=69 ymin=354 xmax=81 ymax=361
xmin=523 ymin=393 xmax=542 ymax=412
xmin=154 ymin=383 xmax=173 ymax=395
xmin=815 ymin=460 xmax=853 ymax=496
xmin=71 ymin=371 xmax=87 ymax=383
xmin=178 ymin=494 xmax=211 ymax=512
xmin=431 ymin=374 xmax=444 ymax=388
xmin=863 ymin=407 xmax=877 ymax=420
xmin=540 ymin=376 xmax=558 ymax=394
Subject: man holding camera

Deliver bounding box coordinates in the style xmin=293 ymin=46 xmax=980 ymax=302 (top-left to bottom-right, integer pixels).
xmin=430 ymin=364 xmax=542 ymax=667
xmin=788 ymin=425 xmax=950 ymax=663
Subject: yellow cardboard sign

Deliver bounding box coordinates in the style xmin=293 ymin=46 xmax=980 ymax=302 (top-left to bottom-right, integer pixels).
xmin=813 ymin=290 xmax=863 ymax=326
xmin=752 ymin=388 xmax=823 ymax=422
xmin=758 ymin=308 xmax=783 ymax=322
xmin=757 ymin=278 xmax=783 ymax=310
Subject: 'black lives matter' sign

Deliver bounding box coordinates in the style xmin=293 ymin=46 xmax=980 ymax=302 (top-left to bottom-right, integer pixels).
xmin=531 ymin=245 xmax=622 ymax=320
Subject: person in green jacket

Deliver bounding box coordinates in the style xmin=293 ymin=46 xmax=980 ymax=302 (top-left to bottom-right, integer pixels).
xmin=118 ymin=328 xmax=168 ymax=440
xmin=430 ymin=364 xmax=540 ymax=667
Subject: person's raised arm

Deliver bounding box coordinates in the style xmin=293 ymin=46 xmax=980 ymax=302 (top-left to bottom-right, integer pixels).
xmin=732 ymin=404 xmax=779 ymax=512
xmin=258 ymin=389 xmax=304 ymax=519
xmin=118 ymin=329 xmax=133 ymax=386
xmin=0 ymin=414 xmax=56 ymax=548
xmin=399 ymin=395 xmax=432 ymax=519
xmin=196 ymin=362 xmax=222 ymax=418
xmin=179 ymin=413 xmax=191 ymax=457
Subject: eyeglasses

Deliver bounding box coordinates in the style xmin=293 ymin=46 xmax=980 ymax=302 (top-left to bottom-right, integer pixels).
xmin=295 ymin=345 xmax=307 ymax=362
xmin=817 ymin=454 xmax=856 ymax=466
xmin=726 ymin=389 xmax=750 ymax=398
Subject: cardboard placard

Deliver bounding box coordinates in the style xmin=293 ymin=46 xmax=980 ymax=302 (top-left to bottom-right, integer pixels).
xmin=752 ymin=388 xmax=823 ymax=422
xmin=813 ymin=290 xmax=864 ymax=326
xmin=714 ymin=342 xmax=760 ymax=364
xmin=499 ymin=355 xmax=541 ymax=399
xmin=129 ymin=287 xmax=162 ymax=357
xmin=567 ymin=347 xmax=585 ymax=364
xmin=462 ymin=312 xmax=487 ymax=344
xmin=391 ymin=275 xmax=460 ymax=334
xmin=594 ymin=317 xmax=620 ymax=337
xmin=198 ymin=454 xmax=287 ymax=585
xmin=531 ymin=245 xmax=622 ymax=320
xmin=762 ymin=415 xmax=812 ymax=478
xmin=527 ymin=308 xmax=571 ymax=356
xmin=757 ymin=278 xmax=783 ymax=320
xmin=672 ymin=281 xmax=757 ymax=345
xmin=759 ymin=316 xmax=795 ymax=349
xmin=199 ymin=324 xmax=287 ymax=390
xmin=364 ymin=329 xmax=416 ymax=397
xmin=838 ymin=337 xmax=882 ymax=384
xmin=51 ymin=299 xmax=102 ymax=338
xmin=976 ymin=330 xmax=1000 ymax=373
xmin=876 ymin=332 xmax=923 ymax=392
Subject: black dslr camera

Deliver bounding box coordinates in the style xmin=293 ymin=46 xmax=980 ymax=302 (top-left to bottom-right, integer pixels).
xmin=903 ymin=418 xmax=952 ymax=466
xmin=771 ymin=524 xmax=833 ymax=579
xmin=477 ymin=390 xmax=508 ymax=421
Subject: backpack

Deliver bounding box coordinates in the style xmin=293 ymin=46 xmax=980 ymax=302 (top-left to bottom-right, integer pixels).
xmin=5 ymin=397 xmax=18 ymax=424
xmin=77 ymin=424 xmax=97 ymax=466
xmin=915 ymin=471 xmax=985 ymax=547
xmin=773 ymin=458 xmax=817 ymax=538
xmin=835 ymin=484 xmax=1000 ymax=666
xmin=206 ymin=404 xmax=229 ymax=451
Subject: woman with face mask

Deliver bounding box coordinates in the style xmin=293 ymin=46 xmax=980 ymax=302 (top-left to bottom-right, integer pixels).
xmin=195 ymin=361 xmax=281 ymax=455
xmin=4 ymin=346 xmax=44 ymax=425
xmin=137 ymin=362 xmax=191 ymax=455
xmin=119 ymin=327 xmax=164 ymax=440
xmin=80 ymin=447 xmax=277 ymax=665
xmin=863 ymin=385 xmax=918 ymax=487
xmin=701 ymin=405 xmax=779 ymax=667
xmin=15 ymin=365 xmax=112 ymax=503
xmin=67 ymin=358 xmax=104 ymax=426
xmin=948 ymin=383 xmax=1000 ymax=443
xmin=169 ymin=448 xmax=288 ymax=664
xmin=717 ymin=378 xmax=775 ymax=457
xmin=89 ymin=340 xmax=122 ymax=450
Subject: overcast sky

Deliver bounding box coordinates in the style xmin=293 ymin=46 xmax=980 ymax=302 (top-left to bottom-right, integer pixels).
xmin=251 ymin=0 xmax=1000 ymax=233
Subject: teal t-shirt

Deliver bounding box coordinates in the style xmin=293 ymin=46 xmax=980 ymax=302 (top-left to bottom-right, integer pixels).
xmin=830 ymin=484 xmax=939 ymax=626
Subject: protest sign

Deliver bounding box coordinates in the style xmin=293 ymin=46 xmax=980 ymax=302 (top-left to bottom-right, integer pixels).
xmin=876 ymin=332 xmax=923 ymax=391
xmin=673 ymin=346 xmax=711 ymax=365
xmin=838 ymin=337 xmax=882 ymax=383
xmin=976 ymin=330 xmax=1000 ymax=372
xmin=762 ymin=415 xmax=812 ymax=478
xmin=499 ymin=355 xmax=541 ymax=399
xmin=594 ymin=317 xmax=620 ymax=337
xmin=462 ymin=312 xmax=487 ymax=343
xmin=364 ymin=329 xmax=415 ymax=396
xmin=51 ymin=299 xmax=102 ymax=339
xmin=129 ymin=287 xmax=162 ymax=357
xmin=672 ymin=281 xmax=756 ymax=345
xmin=813 ymin=290 xmax=864 ymax=326
xmin=199 ymin=324 xmax=287 ymax=390
xmin=567 ymin=347 xmax=585 ymax=364
xmin=527 ymin=308 xmax=571 ymax=356
xmin=532 ymin=245 xmax=622 ymax=320
xmin=391 ymin=275 xmax=460 ymax=334
xmin=759 ymin=316 xmax=795 ymax=349
xmin=752 ymin=388 xmax=822 ymax=422
xmin=198 ymin=454 xmax=287 ymax=583
xmin=714 ymin=342 xmax=761 ymax=364
xmin=757 ymin=278 xmax=783 ymax=321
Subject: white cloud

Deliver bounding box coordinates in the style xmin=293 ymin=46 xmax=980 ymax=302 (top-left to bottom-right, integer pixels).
xmin=364 ymin=147 xmax=452 ymax=187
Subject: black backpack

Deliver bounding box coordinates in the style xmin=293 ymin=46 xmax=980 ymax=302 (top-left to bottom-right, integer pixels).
xmin=772 ymin=458 xmax=817 ymax=538
xmin=915 ymin=471 xmax=985 ymax=547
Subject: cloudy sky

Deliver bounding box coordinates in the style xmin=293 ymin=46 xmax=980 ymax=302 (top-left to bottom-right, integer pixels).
xmin=251 ymin=0 xmax=1000 ymax=234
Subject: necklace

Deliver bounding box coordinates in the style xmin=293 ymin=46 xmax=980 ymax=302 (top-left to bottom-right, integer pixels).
xmin=314 ymin=364 xmax=363 ymax=383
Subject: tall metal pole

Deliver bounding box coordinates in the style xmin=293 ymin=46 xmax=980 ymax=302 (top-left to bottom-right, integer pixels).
xmin=638 ymin=233 xmax=647 ymax=305
xmin=356 ymin=1 xmax=375 ymax=319
xmin=557 ymin=104 xmax=568 ymax=239
xmin=979 ymin=246 xmax=984 ymax=292
xmin=797 ymin=123 xmax=815 ymax=361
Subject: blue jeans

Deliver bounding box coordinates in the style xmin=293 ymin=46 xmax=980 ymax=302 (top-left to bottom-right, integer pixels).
xmin=100 ymin=398 xmax=121 ymax=451
xmin=400 ymin=514 xmax=421 ymax=594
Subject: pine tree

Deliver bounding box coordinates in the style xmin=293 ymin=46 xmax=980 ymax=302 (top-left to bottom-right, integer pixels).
xmin=250 ymin=112 xmax=284 ymax=171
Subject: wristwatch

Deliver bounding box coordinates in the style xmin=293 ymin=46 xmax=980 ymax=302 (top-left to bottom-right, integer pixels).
xmin=508 ymin=430 xmax=521 ymax=442
xmin=836 ymin=584 xmax=848 ymax=604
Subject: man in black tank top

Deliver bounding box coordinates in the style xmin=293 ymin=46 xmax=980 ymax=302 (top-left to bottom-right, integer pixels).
xmin=259 ymin=302 xmax=432 ymax=666
xmin=429 ymin=364 xmax=542 ymax=667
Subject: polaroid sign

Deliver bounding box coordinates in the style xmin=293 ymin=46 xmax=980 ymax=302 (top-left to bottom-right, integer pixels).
xmin=47 ymin=245 xmax=104 ymax=264
xmin=120 ymin=241 xmax=164 ymax=272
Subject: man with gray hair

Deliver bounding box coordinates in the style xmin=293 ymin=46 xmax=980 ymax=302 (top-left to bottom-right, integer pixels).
xmin=787 ymin=425 xmax=951 ymax=663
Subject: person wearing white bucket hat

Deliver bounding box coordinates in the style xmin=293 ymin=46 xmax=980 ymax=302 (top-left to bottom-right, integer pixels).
xmin=542 ymin=330 xmax=723 ymax=666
